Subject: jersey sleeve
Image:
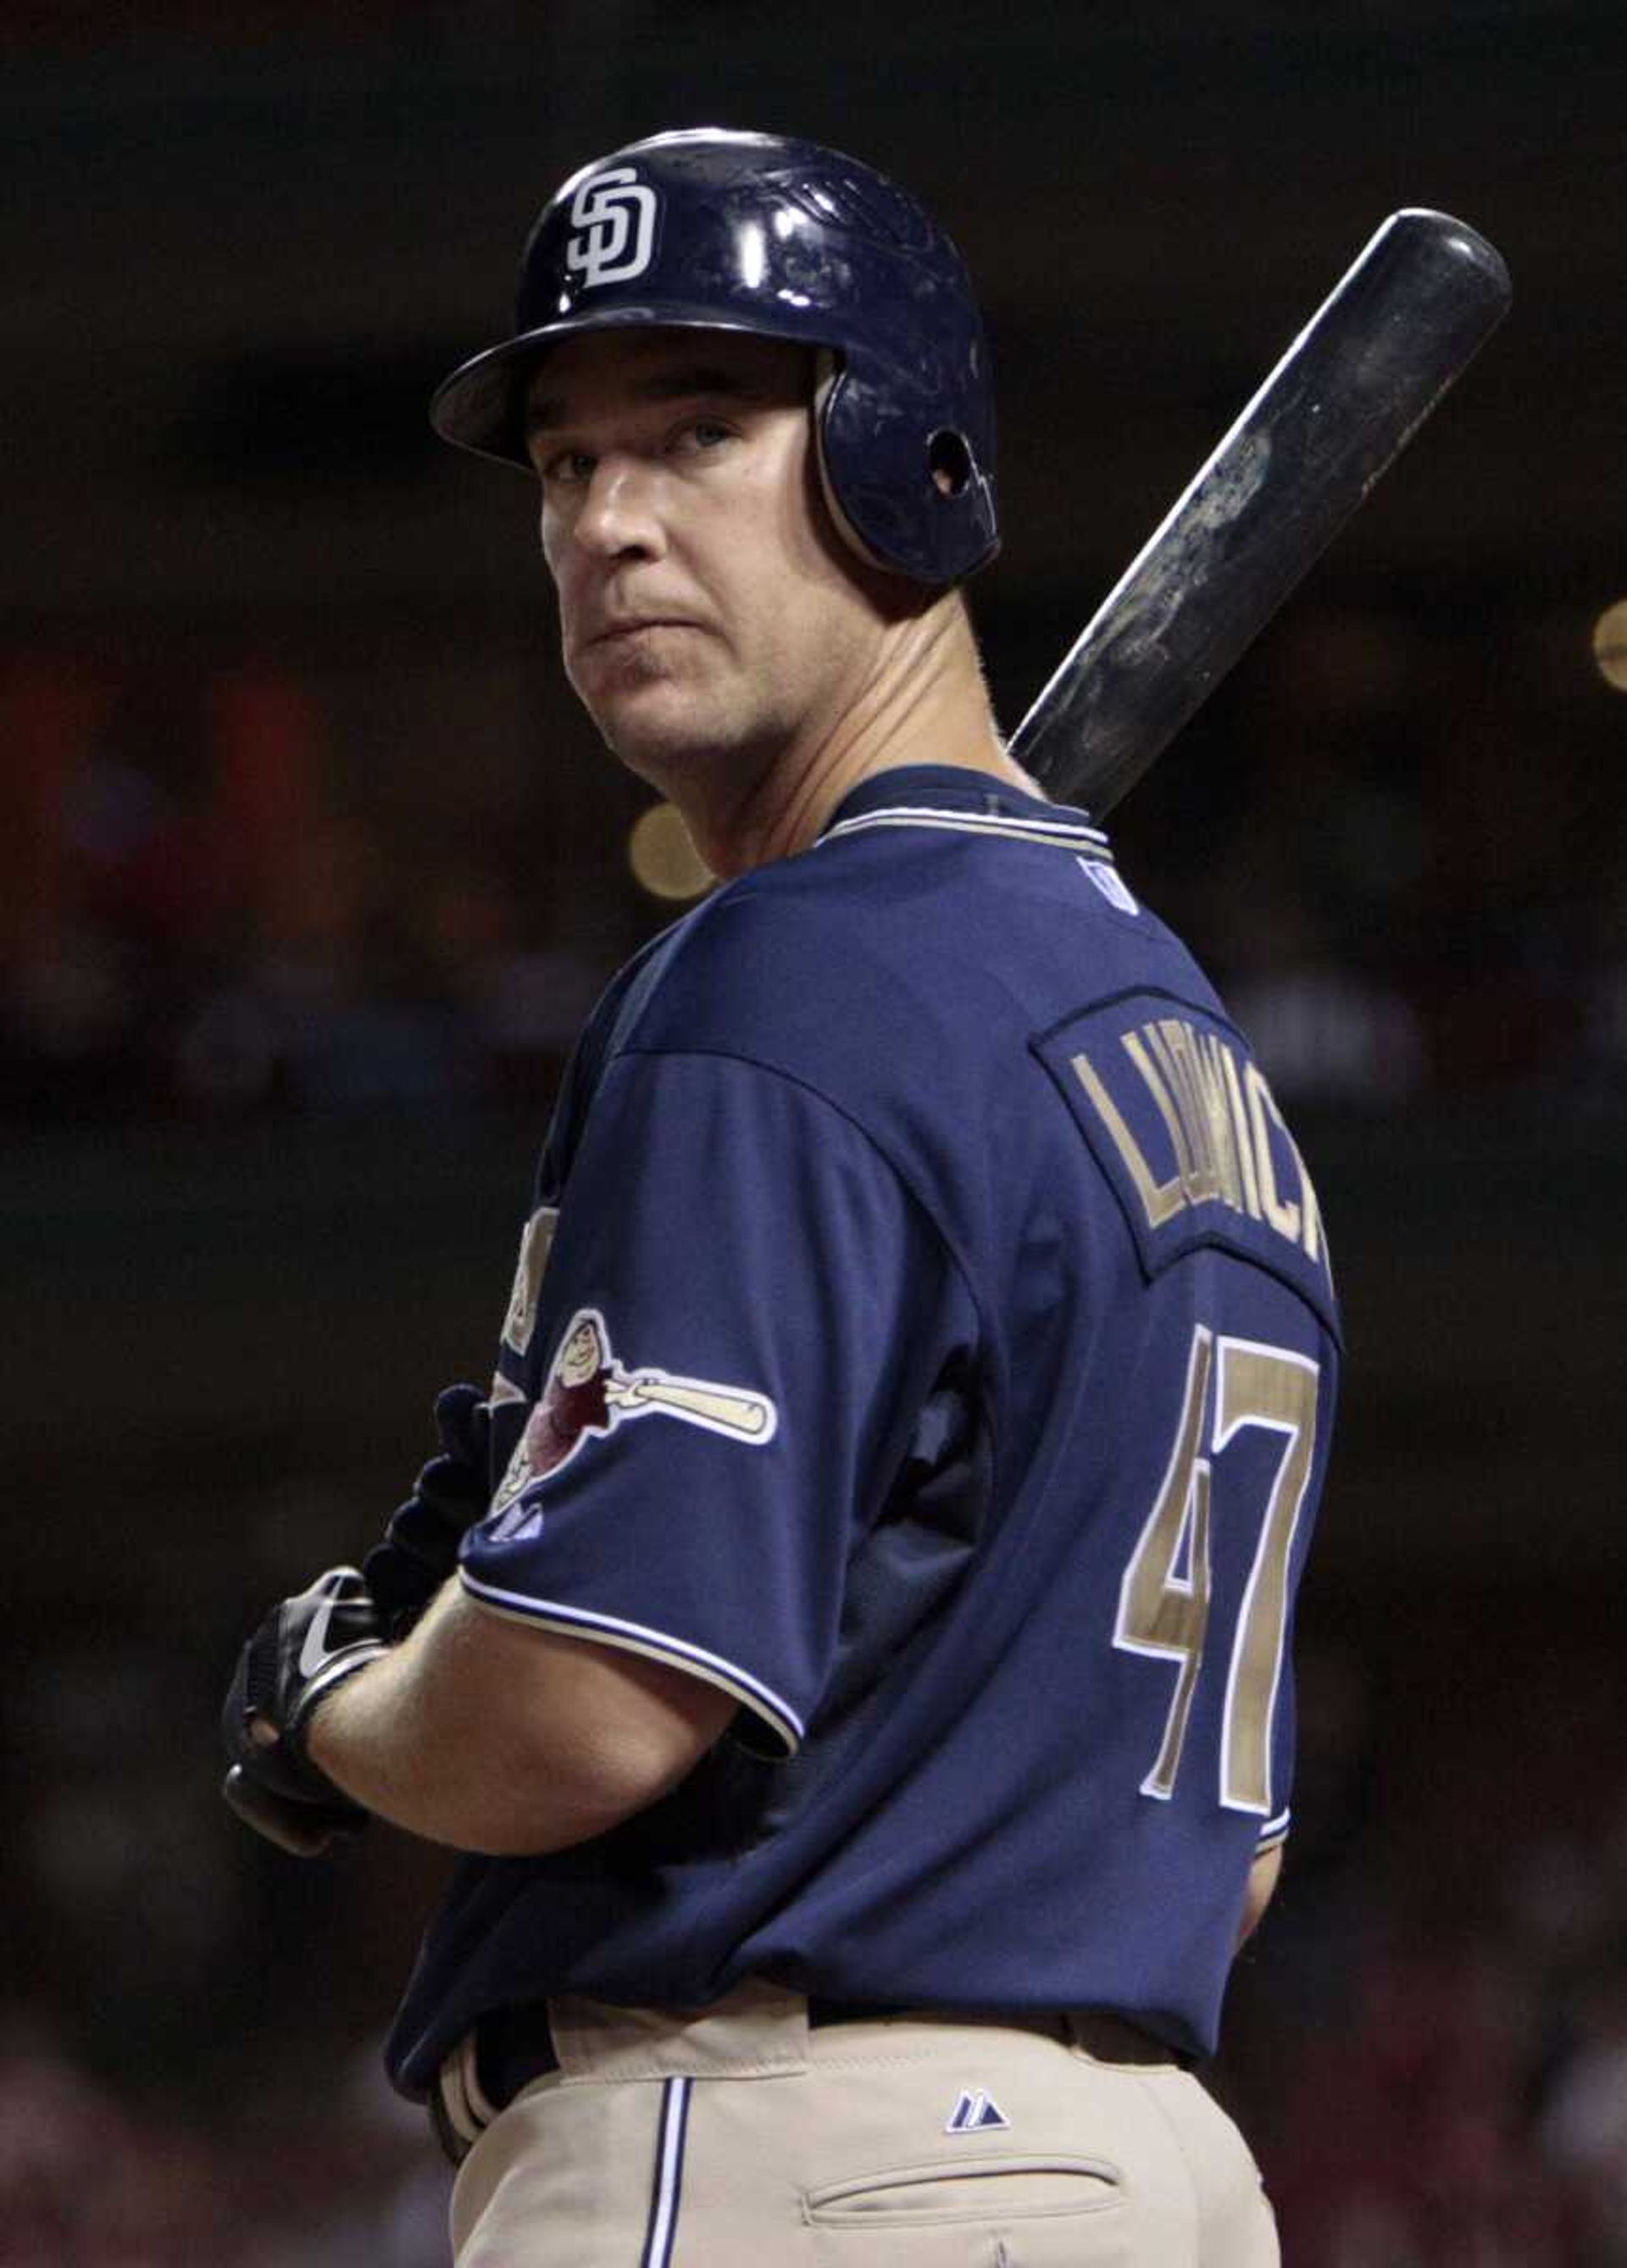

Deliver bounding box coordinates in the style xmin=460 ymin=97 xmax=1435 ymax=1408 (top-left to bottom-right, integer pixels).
xmin=1258 ymin=1701 xmax=1294 ymax=1854
xmin=458 ymin=1048 xmax=966 ymax=1755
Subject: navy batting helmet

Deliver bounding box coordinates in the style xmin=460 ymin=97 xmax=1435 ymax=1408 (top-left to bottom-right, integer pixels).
xmin=430 ymin=127 xmax=998 ymax=586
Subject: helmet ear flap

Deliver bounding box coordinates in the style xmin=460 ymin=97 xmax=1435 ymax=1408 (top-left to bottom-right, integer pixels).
xmin=811 ymin=350 xmax=891 ymax=576
xmin=812 ymin=352 xmax=997 ymax=587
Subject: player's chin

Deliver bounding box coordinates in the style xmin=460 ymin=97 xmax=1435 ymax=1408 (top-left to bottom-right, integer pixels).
xmin=583 ymin=681 xmax=744 ymax=784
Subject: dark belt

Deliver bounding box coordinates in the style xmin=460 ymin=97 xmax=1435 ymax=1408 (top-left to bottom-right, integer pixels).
xmin=432 ymin=1997 xmax=1169 ymax=2165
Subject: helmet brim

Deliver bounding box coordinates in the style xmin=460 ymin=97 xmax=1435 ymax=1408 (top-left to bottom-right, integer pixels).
xmin=429 ymin=303 xmax=832 ymax=470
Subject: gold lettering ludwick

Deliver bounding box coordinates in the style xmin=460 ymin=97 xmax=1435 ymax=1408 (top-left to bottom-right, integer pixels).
xmin=1071 ymin=1025 xmax=1324 ymax=1266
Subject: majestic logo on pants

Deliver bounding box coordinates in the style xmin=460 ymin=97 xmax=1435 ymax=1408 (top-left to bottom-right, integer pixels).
xmin=486 ymin=1309 xmax=777 ymax=1538
xmin=945 ymin=2087 xmax=1010 ymax=2133
xmin=566 ymin=167 xmax=658 ymax=288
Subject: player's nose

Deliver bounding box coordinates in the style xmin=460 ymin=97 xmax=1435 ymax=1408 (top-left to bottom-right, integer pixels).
xmin=569 ymin=455 xmax=669 ymax=563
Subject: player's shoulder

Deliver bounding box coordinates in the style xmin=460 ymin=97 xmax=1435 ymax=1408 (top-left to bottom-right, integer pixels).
xmin=605 ymin=857 xmax=897 ymax=1070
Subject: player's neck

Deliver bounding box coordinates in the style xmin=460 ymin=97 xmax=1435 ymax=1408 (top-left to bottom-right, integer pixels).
xmin=697 ymin=602 xmax=1039 ymax=878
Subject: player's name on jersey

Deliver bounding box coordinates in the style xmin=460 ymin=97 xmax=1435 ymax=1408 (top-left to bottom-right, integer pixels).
xmin=1069 ymin=1013 xmax=1324 ymax=1265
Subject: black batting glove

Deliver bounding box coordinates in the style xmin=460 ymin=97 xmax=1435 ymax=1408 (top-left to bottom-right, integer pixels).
xmin=363 ymin=1384 xmax=493 ymax=1637
xmin=220 ymin=1566 xmax=387 ymax=1858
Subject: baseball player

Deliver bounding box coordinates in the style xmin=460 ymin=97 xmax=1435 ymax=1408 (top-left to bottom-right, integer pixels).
xmin=222 ymin=130 xmax=1340 ymax=2265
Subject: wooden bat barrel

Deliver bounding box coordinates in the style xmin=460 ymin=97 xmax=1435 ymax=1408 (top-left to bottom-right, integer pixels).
xmin=1011 ymin=210 xmax=1512 ymax=814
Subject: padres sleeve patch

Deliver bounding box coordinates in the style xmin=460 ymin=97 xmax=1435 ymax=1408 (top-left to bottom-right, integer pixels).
xmin=487 ymin=1307 xmax=779 ymax=1537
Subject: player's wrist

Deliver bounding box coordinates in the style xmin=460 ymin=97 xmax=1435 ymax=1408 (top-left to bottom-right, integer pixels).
xmin=220 ymin=1567 xmax=390 ymax=1843
xmin=294 ymin=1643 xmax=383 ymax=1781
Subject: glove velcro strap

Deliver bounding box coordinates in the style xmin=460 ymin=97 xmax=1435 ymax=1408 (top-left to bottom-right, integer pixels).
xmin=286 ymin=1640 xmax=389 ymax=1758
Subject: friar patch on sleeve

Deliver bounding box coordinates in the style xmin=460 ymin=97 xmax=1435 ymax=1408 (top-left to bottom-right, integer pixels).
xmin=486 ymin=1309 xmax=779 ymax=1537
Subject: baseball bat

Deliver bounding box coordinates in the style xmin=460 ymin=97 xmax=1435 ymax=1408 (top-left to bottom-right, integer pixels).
xmin=1011 ymin=209 xmax=1511 ymax=811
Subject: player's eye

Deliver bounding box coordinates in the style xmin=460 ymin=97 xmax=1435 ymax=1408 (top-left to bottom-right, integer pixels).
xmin=671 ymin=416 xmax=736 ymax=458
xmin=539 ymin=447 xmax=596 ymax=487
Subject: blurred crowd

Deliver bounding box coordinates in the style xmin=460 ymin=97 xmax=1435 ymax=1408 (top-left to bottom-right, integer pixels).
xmin=0 ymin=2025 xmax=448 ymax=2268
xmin=4 ymin=598 xmax=1624 ymax=1126
xmin=3 ymin=653 xmax=637 ymax=1129
xmin=1227 ymin=1641 xmax=1627 ymax=2265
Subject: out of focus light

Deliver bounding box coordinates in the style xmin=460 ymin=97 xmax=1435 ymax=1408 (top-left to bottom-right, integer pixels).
xmin=628 ymin=803 xmax=713 ymax=902
xmin=1592 ymin=600 xmax=1627 ymax=692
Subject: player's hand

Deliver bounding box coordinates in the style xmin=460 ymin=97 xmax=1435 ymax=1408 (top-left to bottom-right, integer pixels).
xmin=221 ymin=1764 xmax=363 ymax=1859
xmin=219 ymin=1566 xmax=387 ymax=1857
xmin=362 ymin=1383 xmax=493 ymax=1637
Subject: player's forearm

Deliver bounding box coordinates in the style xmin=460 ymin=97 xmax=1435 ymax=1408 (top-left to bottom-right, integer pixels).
xmin=306 ymin=1581 xmax=644 ymax=1854
xmin=305 ymin=1579 xmax=731 ymax=1855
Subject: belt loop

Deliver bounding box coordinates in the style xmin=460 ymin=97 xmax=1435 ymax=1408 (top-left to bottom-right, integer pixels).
xmin=434 ymin=2032 xmax=488 ymax=2165
xmin=1063 ymin=2010 xmax=1175 ymax=2066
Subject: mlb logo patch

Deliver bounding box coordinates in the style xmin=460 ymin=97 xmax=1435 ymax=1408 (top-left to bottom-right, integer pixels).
xmin=1078 ymin=854 xmax=1140 ymax=915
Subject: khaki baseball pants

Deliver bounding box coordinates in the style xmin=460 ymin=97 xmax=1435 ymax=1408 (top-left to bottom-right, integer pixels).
xmin=447 ymin=1982 xmax=1278 ymax=2265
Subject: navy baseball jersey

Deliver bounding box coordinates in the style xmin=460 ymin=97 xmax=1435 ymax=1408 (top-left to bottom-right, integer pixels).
xmin=386 ymin=763 xmax=1339 ymax=2095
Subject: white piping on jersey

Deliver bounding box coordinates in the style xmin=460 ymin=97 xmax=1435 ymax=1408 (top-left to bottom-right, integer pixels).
xmin=459 ymin=1570 xmax=807 ymax=1753
xmin=1257 ymin=1806 xmax=1291 ymax=1851
xmin=640 ymin=2076 xmax=691 ymax=2268
xmin=820 ymin=803 xmax=1113 ymax=856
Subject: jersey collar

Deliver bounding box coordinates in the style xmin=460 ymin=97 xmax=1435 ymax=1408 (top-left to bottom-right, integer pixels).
xmin=817 ymin=764 xmax=1110 ymax=853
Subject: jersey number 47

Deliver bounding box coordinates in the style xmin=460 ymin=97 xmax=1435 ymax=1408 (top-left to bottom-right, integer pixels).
xmin=1113 ymin=1323 xmax=1319 ymax=1818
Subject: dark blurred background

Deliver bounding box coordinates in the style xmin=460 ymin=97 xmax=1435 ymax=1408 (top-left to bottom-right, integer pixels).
xmin=3 ymin=4 xmax=1624 ymax=2262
